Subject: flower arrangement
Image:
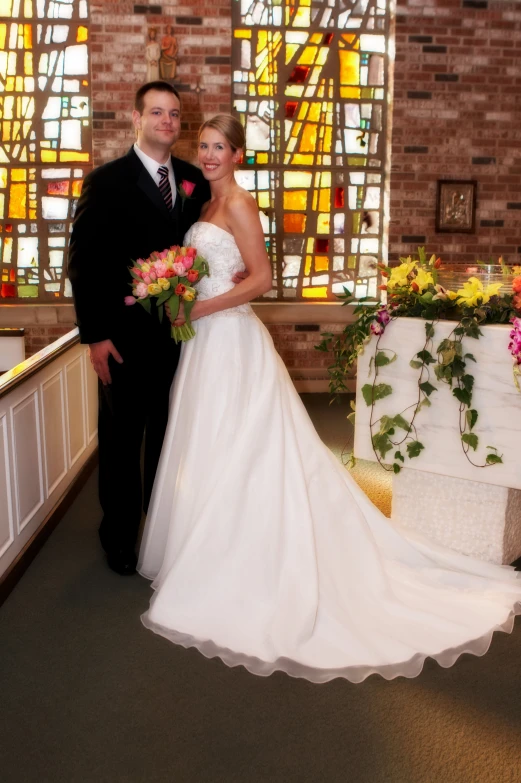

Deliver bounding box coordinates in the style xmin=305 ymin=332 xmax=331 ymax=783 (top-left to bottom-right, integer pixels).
xmin=124 ymin=245 xmax=209 ymax=342
xmin=317 ymin=249 xmax=521 ymax=473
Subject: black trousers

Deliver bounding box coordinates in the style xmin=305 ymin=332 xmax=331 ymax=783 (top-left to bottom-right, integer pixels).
xmin=97 ymin=334 xmax=180 ymax=554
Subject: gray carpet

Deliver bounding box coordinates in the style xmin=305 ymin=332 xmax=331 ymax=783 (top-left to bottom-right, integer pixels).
xmin=1 ymin=394 xmax=521 ymax=783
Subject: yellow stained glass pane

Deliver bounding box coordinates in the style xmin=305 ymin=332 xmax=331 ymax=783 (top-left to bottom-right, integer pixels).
xmin=24 ymin=25 xmax=32 ymax=49
xmin=317 ymin=48 xmax=329 ymax=66
xmin=257 ymin=152 xmax=268 ymax=164
xmin=298 ymin=47 xmax=317 ymax=65
xmin=0 ymin=1 xmax=12 ymax=16
xmin=0 ymin=193 xmax=4 ymax=218
xmin=315 ymin=256 xmax=329 ymax=272
xmin=0 ymin=169 xmax=6 ymax=187
xmin=292 ymin=154 xmax=314 ymax=164
xmin=317 ymin=214 xmax=330 ymax=233
xmin=12 ymin=168 xmax=26 ymax=181
xmin=310 ymin=33 xmax=322 ymax=44
xmin=8 ymin=183 xmax=26 ymax=218
xmin=2 ymin=122 xmax=10 ymax=142
xmin=353 ymin=213 xmax=361 ymax=233
xmin=342 ymin=35 xmax=357 ymax=45
xmin=77 ymin=27 xmax=88 ymax=43
xmin=304 ymin=254 xmax=312 ymax=275
xmin=0 ymin=25 xmax=6 ymax=50
xmin=300 ymin=124 xmax=316 ymax=152
xmin=294 ymin=7 xmax=310 ymax=27
xmin=284 ymin=171 xmax=312 ymax=188
xmin=308 ymin=103 xmax=321 ymax=122
xmin=24 ymin=51 xmax=33 ymax=75
xmin=306 ymin=238 xmax=314 ymax=253
xmin=258 ymin=85 xmax=271 ymax=95
xmin=234 ymin=30 xmax=251 ymax=39
xmin=286 ymin=85 xmax=304 ymax=97
xmin=284 ymin=190 xmax=307 ymax=210
xmin=318 ymin=189 xmax=330 ymax=211
xmin=320 ymin=172 xmax=331 ymax=188
xmin=24 ymin=0 xmax=32 ymax=16
xmin=41 ymin=150 xmax=57 ymax=162
xmin=341 ymin=87 xmax=361 ymax=99
xmin=284 ymin=213 xmax=306 ymax=233
xmin=72 ymin=181 xmax=83 ymax=198
xmin=339 ymin=51 xmax=360 ymax=85
xmin=291 ymin=121 xmax=302 ymax=137
xmin=258 ymin=191 xmax=270 ymax=209
xmin=285 ymin=44 xmax=299 ymax=65
xmin=323 ymin=126 xmax=332 ymax=153
xmin=59 ymin=151 xmax=89 ymax=162
xmin=302 ymin=287 xmax=327 ymax=298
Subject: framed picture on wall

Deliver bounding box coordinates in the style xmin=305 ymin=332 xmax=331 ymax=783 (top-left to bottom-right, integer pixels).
xmin=435 ymin=180 xmax=477 ymax=233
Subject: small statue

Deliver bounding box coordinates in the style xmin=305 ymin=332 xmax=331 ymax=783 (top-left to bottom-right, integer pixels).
xmin=160 ymin=25 xmax=178 ymax=81
xmin=145 ymin=28 xmax=161 ymax=82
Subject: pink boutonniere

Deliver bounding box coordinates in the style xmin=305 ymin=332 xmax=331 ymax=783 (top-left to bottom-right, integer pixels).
xmin=178 ymin=180 xmax=196 ymax=211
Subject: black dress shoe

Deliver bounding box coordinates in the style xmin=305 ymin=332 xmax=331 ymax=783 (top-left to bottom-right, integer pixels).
xmin=106 ymin=549 xmax=137 ymax=576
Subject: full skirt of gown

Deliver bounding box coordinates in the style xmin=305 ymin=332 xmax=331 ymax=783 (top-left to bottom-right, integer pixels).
xmin=138 ymin=222 xmax=521 ymax=684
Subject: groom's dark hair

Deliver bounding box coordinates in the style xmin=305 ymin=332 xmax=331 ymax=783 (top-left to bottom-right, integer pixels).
xmin=134 ymin=81 xmax=181 ymax=114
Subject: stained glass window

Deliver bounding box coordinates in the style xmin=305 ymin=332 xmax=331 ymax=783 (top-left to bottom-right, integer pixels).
xmin=0 ymin=0 xmax=90 ymax=301
xmin=232 ymin=0 xmax=390 ymax=300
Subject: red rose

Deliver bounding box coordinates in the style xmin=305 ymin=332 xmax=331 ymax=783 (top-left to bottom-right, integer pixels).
xmin=186 ymin=269 xmax=199 ymax=283
xmin=411 ymin=281 xmax=419 ymax=293
xmin=175 ymin=283 xmax=186 ymax=295
xmin=434 ymin=257 xmax=442 ymax=269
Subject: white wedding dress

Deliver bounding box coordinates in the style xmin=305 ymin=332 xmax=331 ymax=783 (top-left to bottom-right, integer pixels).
xmin=138 ymin=221 xmax=521 ymax=683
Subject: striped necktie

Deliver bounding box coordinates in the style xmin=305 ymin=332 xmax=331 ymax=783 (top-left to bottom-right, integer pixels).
xmin=157 ymin=165 xmax=173 ymax=211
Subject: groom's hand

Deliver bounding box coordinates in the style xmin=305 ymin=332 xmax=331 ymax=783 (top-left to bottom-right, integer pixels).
xmin=88 ymin=339 xmax=123 ymax=385
xmin=232 ymin=270 xmax=249 ymax=284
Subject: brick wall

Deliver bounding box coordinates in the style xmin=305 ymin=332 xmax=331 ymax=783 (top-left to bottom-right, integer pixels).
xmin=391 ymin=0 xmax=521 ymax=265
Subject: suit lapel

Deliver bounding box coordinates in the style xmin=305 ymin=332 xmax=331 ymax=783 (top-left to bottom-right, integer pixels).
xmin=125 ymin=147 xmax=175 ymax=223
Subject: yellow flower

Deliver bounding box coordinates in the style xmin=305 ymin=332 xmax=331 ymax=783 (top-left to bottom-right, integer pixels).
xmin=147 ymin=283 xmax=162 ymax=296
xmin=141 ymin=262 xmax=151 ymax=273
xmin=158 ymin=277 xmax=170 ymax=290
xmin=387 ymin=260 xmax=417 ymax=290
xmin=182 ymin=287 xmax=196 ymax=302
xmin=414 ymin=268 xmax=434 ymax=294
xmin=512 ymin=265 xmax=521 ymax=276
xmin=455 ymin=277 xmax=502 ymax=307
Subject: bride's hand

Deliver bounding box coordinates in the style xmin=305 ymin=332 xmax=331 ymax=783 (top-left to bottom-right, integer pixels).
xmin=173 ymin=300 xmax=205 ymax=326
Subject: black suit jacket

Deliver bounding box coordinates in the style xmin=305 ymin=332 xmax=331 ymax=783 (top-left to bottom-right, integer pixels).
xmin=68 ymin=147 xmax=211 ymax=347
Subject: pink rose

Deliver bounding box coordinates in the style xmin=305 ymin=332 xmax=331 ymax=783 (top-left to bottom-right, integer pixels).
xmin=135 ymin=282 xmax=148 ymax=299
xmin=173 ymin=262 xmax=185 ymax=276
xmin=182 ymin=256 xmax=194 ymax=270
xmin=180 ymin=180 xmax=196 ymax=197
xmin=124 ymin=295 xmax=136 ymax=306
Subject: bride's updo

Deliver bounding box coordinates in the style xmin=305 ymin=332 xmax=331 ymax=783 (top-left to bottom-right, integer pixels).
xmin=199 ymin=114 xmax=245 ymax=153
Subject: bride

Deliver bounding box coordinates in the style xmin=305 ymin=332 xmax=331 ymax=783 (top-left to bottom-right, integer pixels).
xmin=137 ymin=115 xmax=521 ymax=683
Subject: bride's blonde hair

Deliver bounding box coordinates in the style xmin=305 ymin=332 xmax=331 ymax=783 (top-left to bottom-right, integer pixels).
xmin=199 ymin=114 xmax=245 ymax=153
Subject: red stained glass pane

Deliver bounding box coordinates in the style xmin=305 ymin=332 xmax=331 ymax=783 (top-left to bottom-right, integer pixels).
xmin=334 ymin=187 xmax=345 ymax=208
xmin=5 ymin=224 xmax=12 ymax=233
xmin=47 ymin=181 xmax=70 ymax=196
xmin=288 ymin=66 xmax=310 ymax=84
xmin=315 ymin=238 xmax=329 ymax=253
xmin=9 ymin=269 xmax=15 ymax=282
xmin=1 ymin=283 xmax=16 ymax=298
xmin=324 ymin=33 xmax=334 ymax=46
xmin=285 ymin=101 xmax=298 ymax=118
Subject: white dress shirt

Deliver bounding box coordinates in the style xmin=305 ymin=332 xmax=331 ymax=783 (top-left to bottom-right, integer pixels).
xmin=133 ymin=142 xmax=176 ymax=208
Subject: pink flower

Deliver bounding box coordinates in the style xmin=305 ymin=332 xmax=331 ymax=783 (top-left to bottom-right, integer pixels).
xmin=135 ymin=282 xmax=148 ymax=299
xmin=148 ymin=271 xmax=157 ymax=281
xmin=142 ymin=275 xmax=152 ymax=285
xmin=370 ymin=322 xmax=383 ymax=335
xmin=158 ymin=249 xmax=169 ymax=260
xmin=131 ymin=267 xmax=142 ymax=278
xmin=153 ymin=260 xmax=167 ymax=277
xmin=376 ymin=307 xmax=390 ymax=326
xmin=173 ymin=262 xmax=185 ymax=276
xmin=180 ymin=180 xmax=196 ymax=197
xmin=124 ymin=295 xmax=136 ymax=306
xmin=182 ymin=256 xmax=194 ymax=270
xmin=187 ymin=247 xmax=197 ymax=257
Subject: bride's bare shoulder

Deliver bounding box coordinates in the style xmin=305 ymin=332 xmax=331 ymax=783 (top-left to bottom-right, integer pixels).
xmin=225 ymin=187 xmax=258 ymax=219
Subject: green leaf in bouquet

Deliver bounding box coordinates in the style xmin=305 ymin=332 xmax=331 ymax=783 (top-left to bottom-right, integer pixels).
xmin=156 ymin=288 xmax=172 ymax=307
xmin=137 ymin=297 xmax=151 ymax=314
xmin=167 ymin=293 xmax=180 ymax=323
xmin=157 ymin=303 xmax=164 ymax=323
xmin=130 ymin=269 xmax=142 ymax=281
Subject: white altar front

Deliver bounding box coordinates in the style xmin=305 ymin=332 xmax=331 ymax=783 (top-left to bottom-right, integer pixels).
xmin=354 ymin=318 xmax=521 ymax=564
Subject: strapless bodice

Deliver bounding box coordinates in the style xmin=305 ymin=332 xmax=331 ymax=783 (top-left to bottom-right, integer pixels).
xmin=183 ymin=222 xmax=254 ymax=319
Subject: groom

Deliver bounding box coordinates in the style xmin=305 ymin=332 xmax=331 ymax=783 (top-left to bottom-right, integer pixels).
xmin=69 ymin=81 xmax=211 ymax=575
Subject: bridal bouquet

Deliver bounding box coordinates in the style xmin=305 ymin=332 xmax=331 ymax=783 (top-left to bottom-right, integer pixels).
xmin=124 ymin=245 xmax=209 ymax=342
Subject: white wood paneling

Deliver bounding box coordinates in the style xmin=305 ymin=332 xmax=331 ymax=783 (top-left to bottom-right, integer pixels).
xmin=0 ymin=415 xmax=14 ymax=559
xmin=12 ymin=391 xmax=44 ymax=533
xmin=65 ymin=356 xmax=86 ymax=469
xmin=41 ymin=371 xmax=67 ymax=496
xmin=0 ymin=333 xmax=98 ymax=579
xmin=85 ymin=353 xmax=98 ymax=443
